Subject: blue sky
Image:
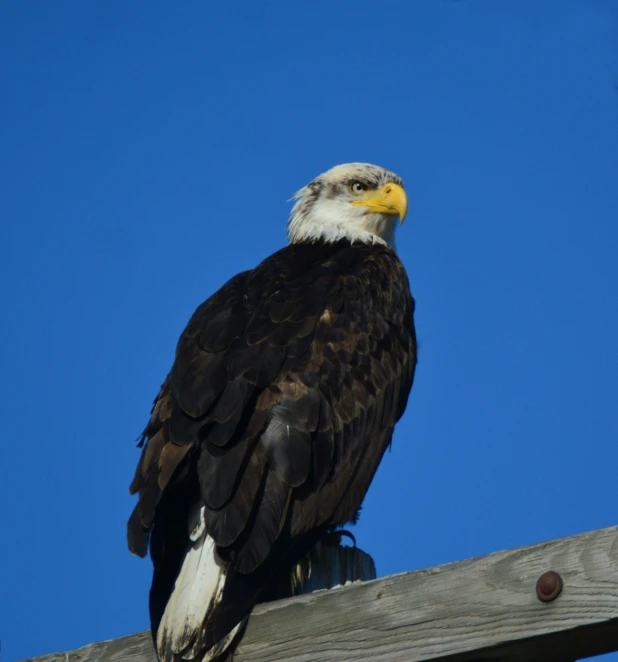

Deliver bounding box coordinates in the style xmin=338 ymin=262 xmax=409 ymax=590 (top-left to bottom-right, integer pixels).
xmin=1 ymin=1 xmax=617 ymax=660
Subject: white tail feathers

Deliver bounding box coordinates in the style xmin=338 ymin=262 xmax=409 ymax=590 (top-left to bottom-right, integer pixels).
xmin=156 ymin=504 xmax=244 ymax=661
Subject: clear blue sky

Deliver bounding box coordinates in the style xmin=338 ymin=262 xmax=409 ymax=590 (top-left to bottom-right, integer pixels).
xmin=1 ymin=2 xmax=617 ymax=660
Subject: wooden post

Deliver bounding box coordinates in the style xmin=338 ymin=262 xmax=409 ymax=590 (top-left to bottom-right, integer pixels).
xmin=296 ymin=539 xmax=376 ymax=594
xmin=20 ymin=526 xmax=618 ymax=662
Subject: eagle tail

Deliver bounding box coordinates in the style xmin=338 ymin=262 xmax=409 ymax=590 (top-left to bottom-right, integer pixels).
xmin=155 ymin=505 xmax=255 ymax=662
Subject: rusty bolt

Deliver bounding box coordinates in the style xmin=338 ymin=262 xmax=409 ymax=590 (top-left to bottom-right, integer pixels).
xmin=536 ymin=571 xmax=563 ymax=602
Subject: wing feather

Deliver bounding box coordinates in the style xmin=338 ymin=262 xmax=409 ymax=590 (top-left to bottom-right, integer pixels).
xmin=204 ymin=449 xmax=267 ymax=547
xmin=233 ymin=471 xmax=292 ymax=574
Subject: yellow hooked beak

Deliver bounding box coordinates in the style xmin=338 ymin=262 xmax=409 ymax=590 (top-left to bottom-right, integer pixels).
xmin=350 ymin=182 xmax=408 ymax=224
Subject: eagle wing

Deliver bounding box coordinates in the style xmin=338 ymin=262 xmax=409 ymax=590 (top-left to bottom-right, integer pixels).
xmin=128 ymin=243 xmax=416 ymax=659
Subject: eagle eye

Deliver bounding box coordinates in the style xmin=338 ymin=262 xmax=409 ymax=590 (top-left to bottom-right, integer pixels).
xmin=349 ymin=181 xmax=367 ymax=195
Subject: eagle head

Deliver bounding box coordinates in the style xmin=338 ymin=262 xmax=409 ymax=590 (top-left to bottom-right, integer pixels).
xmin=287 ymin=163 xmax=407 ymax=249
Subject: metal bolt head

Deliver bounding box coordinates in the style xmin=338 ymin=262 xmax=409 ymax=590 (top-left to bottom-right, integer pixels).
xmin=536 ymin=571 xmax=563 ymax=602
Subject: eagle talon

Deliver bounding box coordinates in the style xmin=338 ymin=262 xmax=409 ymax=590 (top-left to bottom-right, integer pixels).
xmin=322 ymin=529 xmax=357 ymax=548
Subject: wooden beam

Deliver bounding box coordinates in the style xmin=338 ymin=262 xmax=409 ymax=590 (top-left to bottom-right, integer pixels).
xmin=22 ymin=526 xmax=618 ymax=662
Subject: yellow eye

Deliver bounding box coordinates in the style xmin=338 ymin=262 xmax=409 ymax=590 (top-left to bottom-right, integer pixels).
xmin=349 ymin=181 xmax=367 ymax=195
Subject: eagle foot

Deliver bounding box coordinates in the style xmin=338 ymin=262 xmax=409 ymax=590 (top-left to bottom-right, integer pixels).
xmin=321 ymin=529 xmax=357 ymax=547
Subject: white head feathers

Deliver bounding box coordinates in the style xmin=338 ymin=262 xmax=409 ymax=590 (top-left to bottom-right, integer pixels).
xmin=287 ymin=163 xmax=407 ymax=251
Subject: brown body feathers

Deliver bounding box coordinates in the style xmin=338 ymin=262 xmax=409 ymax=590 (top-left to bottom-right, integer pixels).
xmin=128 ymin=238 xmax=416 ymax=660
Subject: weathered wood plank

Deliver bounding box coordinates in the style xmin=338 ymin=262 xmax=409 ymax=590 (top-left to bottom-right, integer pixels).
xmin=21 ymin=544 xmax=375 ymax=662
xmin=22 ymin=526 xmax=618 ymax=662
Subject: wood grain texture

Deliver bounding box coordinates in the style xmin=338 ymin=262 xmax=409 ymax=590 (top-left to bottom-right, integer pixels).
xmin=21 ymin=526 xmax=618 ymax=662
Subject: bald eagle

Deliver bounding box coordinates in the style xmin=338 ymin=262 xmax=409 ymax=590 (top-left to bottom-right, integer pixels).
xmin=128 ymin=163 xmax=417 ymax=661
